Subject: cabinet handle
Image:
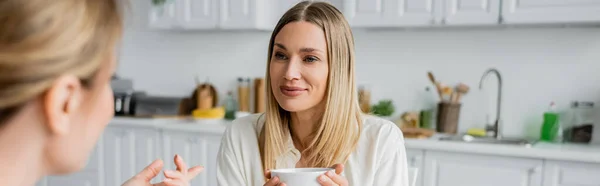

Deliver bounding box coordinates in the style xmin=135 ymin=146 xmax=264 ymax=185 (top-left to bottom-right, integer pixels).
xmin=529 ymin=166 xmax=541 ymax=174
xmin=410 ymin=156 xmax=421 ymax=167
xmin=187 ymin=138 xmax=197 ymax=144
xmin=118 ymin=130 xmax=128 ymax=138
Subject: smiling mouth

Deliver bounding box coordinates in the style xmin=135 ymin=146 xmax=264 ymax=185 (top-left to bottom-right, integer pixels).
xmin=280 ymin=86 xmax=307 ymax=97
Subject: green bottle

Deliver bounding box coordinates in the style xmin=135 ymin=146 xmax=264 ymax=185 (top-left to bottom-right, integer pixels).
xmin=540 ymin=102 xmax=561 ymax=142
xmin=224 ymin=91 xmax=238 ymax=120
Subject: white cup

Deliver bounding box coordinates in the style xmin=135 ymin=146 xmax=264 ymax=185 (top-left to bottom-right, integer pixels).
xmin=270 ymin=168 xmax=334 ymax=186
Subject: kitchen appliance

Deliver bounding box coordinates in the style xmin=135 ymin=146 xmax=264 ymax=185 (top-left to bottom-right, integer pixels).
xmin=133 ymin=95 xmax=184 ymax=117
xmin=113 ymin=91 xmax=146 ymax=116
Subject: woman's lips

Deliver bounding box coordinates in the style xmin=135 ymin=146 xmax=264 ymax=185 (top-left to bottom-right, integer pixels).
xmin=280 ymin=86 xmax=307 ymax=97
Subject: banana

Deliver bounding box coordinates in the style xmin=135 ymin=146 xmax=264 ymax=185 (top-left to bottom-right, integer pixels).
xmin=192 ymin=106 xmax=225 ymax=119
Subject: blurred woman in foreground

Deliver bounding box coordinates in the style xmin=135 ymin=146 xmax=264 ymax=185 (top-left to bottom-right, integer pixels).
xmin=0 ymin=0 xmax=202 ymax=185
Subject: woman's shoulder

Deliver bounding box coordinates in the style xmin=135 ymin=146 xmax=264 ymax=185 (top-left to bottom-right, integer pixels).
xmin=224 ymin=113 xmax=265 ymax=136
xmin=360 ymin=114 xmax=404 ymax=143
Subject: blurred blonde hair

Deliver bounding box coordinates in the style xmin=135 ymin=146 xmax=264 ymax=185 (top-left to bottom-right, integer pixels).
xmin=261 ymin=1 xmax=362 ymax=172
xmin=0 ymin=0 xmax=123 ymax=123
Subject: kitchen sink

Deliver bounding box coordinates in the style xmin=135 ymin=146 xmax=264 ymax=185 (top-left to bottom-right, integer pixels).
xmin=438 ymin=135 xmax=536 ymax=147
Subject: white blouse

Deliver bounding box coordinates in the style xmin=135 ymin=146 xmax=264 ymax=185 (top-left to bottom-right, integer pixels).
xmin=216 ymin=113 xmax=409 ymax=186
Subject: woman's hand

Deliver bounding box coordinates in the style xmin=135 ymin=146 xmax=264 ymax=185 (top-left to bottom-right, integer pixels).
xmin=121 ymin=154 xmax=204 ymax=186
xmin=263 ymin=169 xmax=287 ymax=186
xmin=318 ymin=164 xmax=348 ymax=186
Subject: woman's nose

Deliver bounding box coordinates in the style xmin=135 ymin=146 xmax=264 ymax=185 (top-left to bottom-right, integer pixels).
xmin=283 ymin=58 xmax=301 ymax=81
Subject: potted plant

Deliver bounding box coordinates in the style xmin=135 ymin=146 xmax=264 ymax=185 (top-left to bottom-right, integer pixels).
xmin=370 ymin=99 xmax=395 ymax=120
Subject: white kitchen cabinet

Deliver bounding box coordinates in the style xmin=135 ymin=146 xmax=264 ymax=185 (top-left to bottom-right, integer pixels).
xmin=406 ymin=148 xmax=425 ymax=186
xmin=45 ymin=171 xmax=99 ymax=186
xmin=103 ymin=126 xmax=161 ymax=185
xmin=219 ymin=0 xmax=275 ymax=30
xmin=543 ymin=160 xmax=600 ymax=186
xmin=344 ymin=0 xmax=441 ymax=27
xmin=502 ymin=0 xmax=600 ymax=24
xmin=149 ymin=0 xmax=178 ymax=29
xmin=443 ymin=0 xmax=501 ymax=25
xmin=149 ymin=0 xmax=276 ymax=30
xmin=423 ymin=151 xmax=543 ymax=186
xmin=178 ymin=0 xmax=219 ymax=29
xmin=161 ymin=130 xmax=222 ymax=186
xmin=276 ymin=0 xmax=344 ymax=18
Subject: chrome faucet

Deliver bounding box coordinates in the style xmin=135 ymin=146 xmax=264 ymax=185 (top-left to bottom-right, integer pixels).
xmin=479 ymin=68 xmax=502 ymax=140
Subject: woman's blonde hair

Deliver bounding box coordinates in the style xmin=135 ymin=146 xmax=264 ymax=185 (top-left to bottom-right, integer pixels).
xmin=0 ymin=0 xmax=123 ymax=124
xmin=261 ymin=1 xmax=362 ymax=171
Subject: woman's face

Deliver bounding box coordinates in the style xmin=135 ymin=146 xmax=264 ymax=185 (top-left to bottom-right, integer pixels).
xmin=46 ymin=53 xmax=116 ymax=173
xmin=269 ymin=21 xmax=329 ymax=112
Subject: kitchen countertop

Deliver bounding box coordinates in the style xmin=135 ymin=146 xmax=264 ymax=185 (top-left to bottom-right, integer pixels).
xmin=110 ymin=117 xmax=231 ymax=134
xmin=110 ymin=117 xmax=600 ymax=163
xmin=405 ymin=136 xmax=600 ymax=163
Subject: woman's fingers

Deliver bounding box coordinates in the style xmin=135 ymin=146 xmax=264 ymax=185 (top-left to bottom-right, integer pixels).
xmin=174 ymin=154 xmax=188 ymax=174
xmin=264 ymin=176 xmax=281 ymax=186
xmin=325 ymin=170 xmax=348 ymax=185
xmin=330 ymin=164 xmax=344 ymax=175
xmin=264 ymin=169 xmax=272 ymax=179
xmin=319 ymin=164 xmax=348 ymax=186
xmin=317 ymin=174 xmax=337 ymax=186
xmin=186 ymin=166 xmax=204 ymax=180
xmin=134 ymin=159 xmax=164 ymax=182
xmin=164 ymin=170 xmax=184 ymax=180
xmin=162 ymin=178 xmax=187 ymax=186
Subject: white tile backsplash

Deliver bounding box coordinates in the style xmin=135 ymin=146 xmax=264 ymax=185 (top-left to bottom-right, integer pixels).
xmin=117 ymin=0 xmax=600 ymax=140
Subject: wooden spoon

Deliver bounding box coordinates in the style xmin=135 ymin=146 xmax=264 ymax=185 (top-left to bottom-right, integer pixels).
xmin=427 ymin=72 xmax=443 ymax=101
xmin=455 ymin=83 xmax=470 ymax=103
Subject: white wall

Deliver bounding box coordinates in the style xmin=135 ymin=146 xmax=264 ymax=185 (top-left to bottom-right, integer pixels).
xmin=118 ymin=1 xmax=600 ymax=140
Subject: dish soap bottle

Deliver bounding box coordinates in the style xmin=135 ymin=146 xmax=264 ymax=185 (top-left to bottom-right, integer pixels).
xmin=540 ymin=102 xmax=562 ymax=142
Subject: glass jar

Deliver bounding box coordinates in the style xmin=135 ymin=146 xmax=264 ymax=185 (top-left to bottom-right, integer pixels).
xmin=564 ymin=101 xmax=595 ymax=143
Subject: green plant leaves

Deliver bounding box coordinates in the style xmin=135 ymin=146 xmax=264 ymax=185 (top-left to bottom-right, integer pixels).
xmin=371 ymin=100 xmax=395 ymax=117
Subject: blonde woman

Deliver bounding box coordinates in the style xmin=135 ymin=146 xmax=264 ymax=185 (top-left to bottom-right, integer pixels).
xmin=217 ymin=1 xmax=408 ymax=186
xmin=0 ymin=0 xmax=202 ymax=185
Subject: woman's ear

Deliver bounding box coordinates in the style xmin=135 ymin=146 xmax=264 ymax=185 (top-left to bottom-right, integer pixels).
xmin=42 ymin=75 xmax=83 ymax=135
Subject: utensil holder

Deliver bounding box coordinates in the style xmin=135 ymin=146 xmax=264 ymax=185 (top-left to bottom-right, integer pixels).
xmin=436 ymin=102 xmax=461 ymax=134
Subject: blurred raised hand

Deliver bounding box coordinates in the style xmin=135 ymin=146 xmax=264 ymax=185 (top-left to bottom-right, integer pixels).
xmin=122 ymin=154 xmax=204 ymax=186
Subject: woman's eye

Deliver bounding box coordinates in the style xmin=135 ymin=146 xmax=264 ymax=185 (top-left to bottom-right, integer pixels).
xmin=274 ymin=52 xmax=288 ymax=60
xmin=304 ymin=56 xmax=319 ymax=63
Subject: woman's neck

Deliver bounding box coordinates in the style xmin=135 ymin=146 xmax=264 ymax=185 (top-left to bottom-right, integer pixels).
xmin=0 ymin=114 xmax=47 ymax=186
xmin=289 ymin=103 xmax=325 ymax=150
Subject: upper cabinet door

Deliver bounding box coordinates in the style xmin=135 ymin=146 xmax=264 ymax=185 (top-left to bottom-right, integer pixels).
xmin=275 ymin=0 xmax=344 ymax=26
xmin=344 ymin=0 xmax=440 ymax=27
xmin=502 ymin=0 xmax=600 ymax=24
xmin=149 ymin=0 xmax=178 ymax=29
xmin=423 ymin=151 xmax=543 ymax=186
xmin=219 ymin=0 xmax=274 ymax=30
xmin=179 ymin=0 xmax=219 ymax=29
xmin=443 ymin=0 xmax=501 ymax=25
